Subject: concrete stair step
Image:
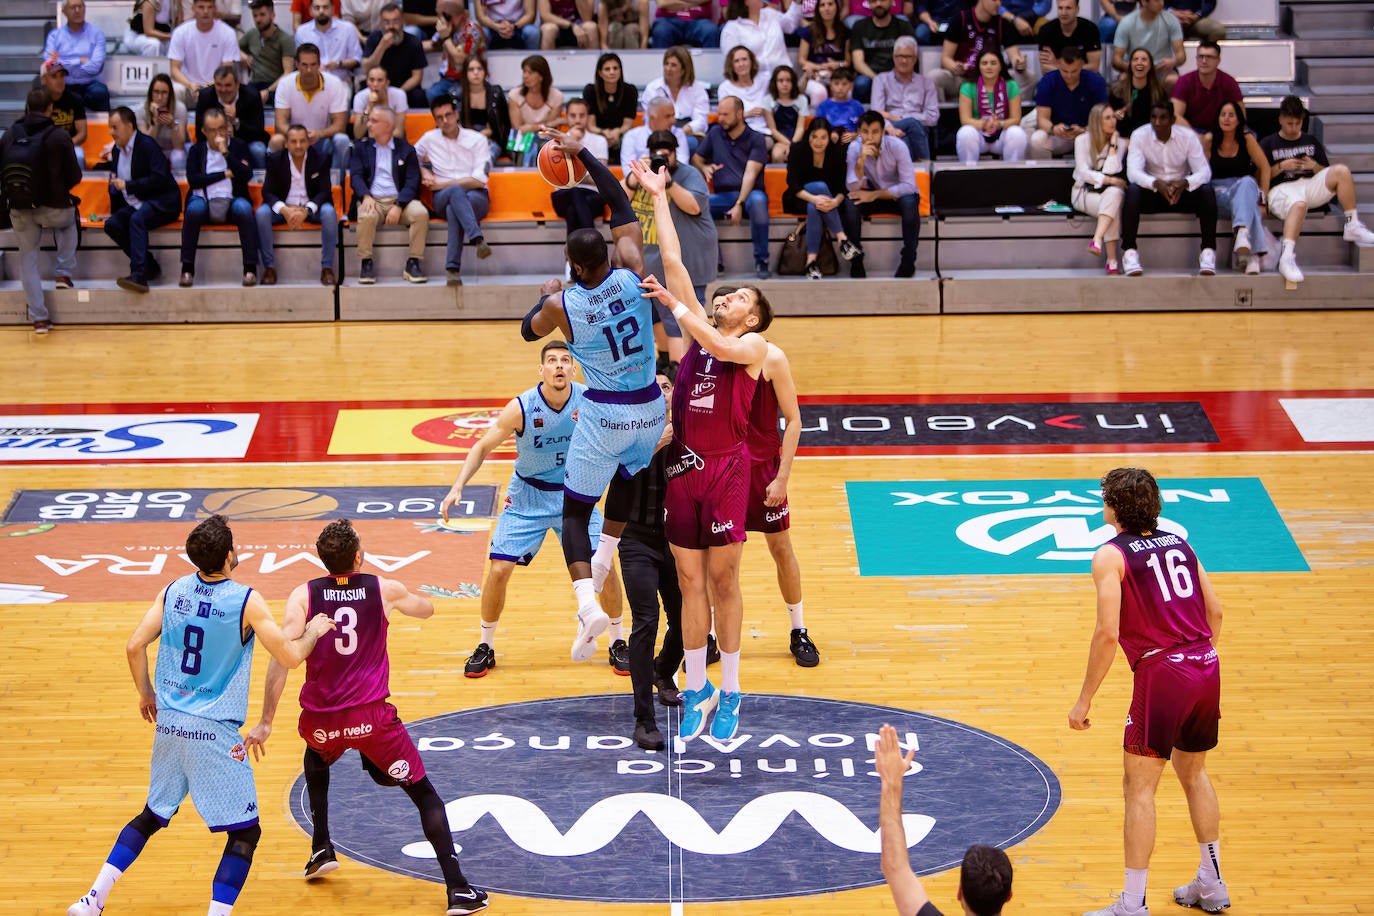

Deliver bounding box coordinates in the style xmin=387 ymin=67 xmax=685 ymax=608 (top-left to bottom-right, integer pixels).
xmin=1294 ymin=35 xmax=1374 ymax=57
xmin=1318 ymin=115 xmax=1374 ymax=145
xmin=1327 ymin=143 xmax=1374 ymax=173
xmin=1302 ymin=57 xmax=1374 ymax=87
xmin=0 ymin=0 xmax=62 ymax=17
xmin=1288 ymin=3 xmax=1374 ymax=34
xmin=0 ymin=20 xmax=51 ymax=47
xmin=1306 ymin=86 xmax=1374 ymax=115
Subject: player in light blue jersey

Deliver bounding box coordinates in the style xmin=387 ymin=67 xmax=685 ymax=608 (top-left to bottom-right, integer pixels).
xmin=67 ymin=515 xmax=334 ymax=916
xmin=439 ymin=340 xmax=627 ymax=676
xmin=520 ymin=128 xmax=668 ymax=663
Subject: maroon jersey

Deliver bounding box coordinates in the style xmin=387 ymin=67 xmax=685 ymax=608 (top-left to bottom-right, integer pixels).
xmin=299 ymin=572 xmax=391 ymax=713
xmin=1107 ymin=530 xmax=1213 ymax=670
xmin=672 ymin=341 xmax=758 ymax=457
xmin=745 ymin=377 xmax=781 ymax=462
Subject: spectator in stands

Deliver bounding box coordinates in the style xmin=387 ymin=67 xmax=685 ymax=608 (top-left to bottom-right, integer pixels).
xmin=783 ymin=116 xmax=861 ymax=279
xmin=39 ymin=62 xmax=89 ymax=169
xmin=1001 ymin=0 xmax=1051 ymax=38
xmin=599 ymin=0 xmax=649 ymax=49
xmin=1170 ymin=40 xmax=1240 ymax=137
xmin=584 ymin=53 xmax=640 ymax=164
xmin=955 ymin=47 xmax=1028 ymax=163
xmin=44 ymin=0 xmax=109 ymax=112
xmin=1 ymin=88 xmax=83 ymax=335
xmin=1072 ymin=102 xmax=1128 ymax=273
xmin=936 ymin=0 xmax=1027 ymax=102
xmin=1166 ymin=0 xmax=1224 ymax=42
xmin=1111 ymin=46 xmax=1165 ymax=136
xmin=1120 ymin=99 xmax=1215 ymax=276
xmin=417 ymin=95 xmax=493 ymax=285
xmin=293 ymin=0 xmax=339 ymax=30
xmin=426 ymin=0 xmax=487 ymax=103
xmin=641 ymin=46 xmax=711 ymax=153
xmin=140 ymin=74 xmax=189 ymax=171
xmin=403 ymin=0 xmax=439 ymax=37
xmin=476 ymin=0 xmax=539 ymax=49
xmin=797 ymin=0 xmax=849 ymax=107
xmin=1029 ymin=44 xmax=1107 ymax=159
xmin=649 ymin=0 xmax=717 ymax=49
xmin=815 ymin=66 xmax=863 ymax=141
xmin=914 ymin=0 xmax=965 ymax=46
xmin=693 ymin=95 xmax=772 ymax=278
xmin=552 ymin=97 xmax=609 ymax=239
xmin=256 ymin=123 xmax=338 ymax=286
xmin=720 ymin=0 xmax=803 ymax=77
xmin=871 ymin=35 xmax=938 ymax=162
xmin=240 ymin=0 xmax=296 ymax=104
xmin=180 ymin=108 xmax=259 ymax=288
xmin=271 ymin=43 xmax=353 ymax=170
xmin=1096 ymin=0 xmax=1127 ymax=45
xmin=460 ymin=55 xmax=510 ymax=160
xmin=622 ymin=96 xmax=690 ymax=167
xmin=363 ymin=3 xmax=428 ymax=106
xmin=297 ymin=0 xmax=364 ymax=85
xmin=196 ymin=65 xmax=270 ymax=168
xmin=105 ymin=105 xmax=182 ymax=293
xmin=765 ymin=65 xmax=808 ymax=164
xmin=1202 ymin=101 xmax=1267 ymax=275
xmin=353 ymin=65 xmax=409 ymax=137
xmin=844 ymin=108 xmax=920 ymax=277
xmin=850 ymin=0 xmax=914 ymax=103
xmin=350 ymin=105 xmax=430 ymax=283
xmin=177 ymin=0 xmax=240 ymax=30
xmin=538 ymin=0 xmax=597 ymax=48
xmin=1261 ymin=95 xmax=1374 ymax=285
xmin=508 ymin=54 xmax=566 ymax=164
xmin=169 ymin=0 xmax=240 ymax=106
xmin=343 ymin=0 xmax=388 ymax=36
xmin=1112 ymin=0 xmax=1184 ymax=90
xmin=124 ymin=0 xmax=174 ymax=57
xmin=1038 ymin=0 xmax=1101 ymax=73
xmin=719 ymin=46 xmax=774 ymax=139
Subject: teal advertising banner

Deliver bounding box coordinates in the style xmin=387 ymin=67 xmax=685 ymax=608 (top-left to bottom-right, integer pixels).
xmin=846 ymin=477 xmax=1308 ymax=576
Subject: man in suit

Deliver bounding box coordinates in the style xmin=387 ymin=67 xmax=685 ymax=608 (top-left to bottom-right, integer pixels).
xmin=256 ymin=123 xmax=339 ymax=286
xmin=349 ymin=105 xmax=429 ymax=284
xmin=195 ymin=65 xmax=271 ymax=169
xmin=181 ymin=107 xmax=260 ymax=288
xmin=105 ymin=106 xmax=182 ymax=294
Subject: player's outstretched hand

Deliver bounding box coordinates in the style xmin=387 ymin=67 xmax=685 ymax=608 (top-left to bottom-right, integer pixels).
xmin=1068 ymin=699 xmax=1091 ymax=730
xmin=628 ymin=158 xmax=667 ymax=195
xmin=539 ymin=126 xmax=581 ymax=156
xmin=245 ymin=721 xmax=272 ymax=761
xmin=439 ymin=485 xmax=463 ymax=523
xmin=638 ymin=274 xmax=673 ymax=305
xmin=875 ymin=723 xmax=915 ymax=783
xmin=139 ymin=691 xmax=158 ymax=724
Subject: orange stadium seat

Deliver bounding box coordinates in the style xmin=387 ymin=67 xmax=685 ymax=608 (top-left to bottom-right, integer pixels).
xmin=75 ymin=177 xmax=345 ymax=228
xmin=762 ymin=167 xmax=930 ymax=218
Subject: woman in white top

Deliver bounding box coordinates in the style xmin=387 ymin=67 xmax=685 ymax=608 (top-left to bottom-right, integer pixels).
xmin=124 ymin=0 xmax=175 ymax=56
xmin=717 ymin=45 xmax=774 ymax=137
xmin=718 ymin=0 xmax=802 ymax=75
xmin=641 ymin=45 xmax=711 ymax=152
xmin=1072 ymin=103 xmax=1130 ymax=275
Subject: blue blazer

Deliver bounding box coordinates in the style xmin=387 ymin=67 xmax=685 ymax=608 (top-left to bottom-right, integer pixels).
xmin=348 ymin=136 xmax=421 ymax=211
xmin=108 ymin=131 xmax=180 ymax=215
xmin=185 ymin=136 xmax=255 ymax=205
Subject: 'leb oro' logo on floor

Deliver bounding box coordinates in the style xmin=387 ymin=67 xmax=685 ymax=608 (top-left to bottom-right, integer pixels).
xmin=289 ymin=695 xmax=1060 ymax=903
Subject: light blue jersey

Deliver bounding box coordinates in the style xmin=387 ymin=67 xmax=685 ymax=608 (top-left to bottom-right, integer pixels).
xmin=561 ymin=267 xmax=657 ymax=394
xmin=513 ymin=382 xmax=586 ymax=486
xmin=155 ymin=573 xmax=256 ymax=727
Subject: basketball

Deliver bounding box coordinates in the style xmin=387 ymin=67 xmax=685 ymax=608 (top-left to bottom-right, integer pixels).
xmin=197 ymin=488 xmax=340 ymax=521
xmin=537 ymin=141 xmax=587 ymax=190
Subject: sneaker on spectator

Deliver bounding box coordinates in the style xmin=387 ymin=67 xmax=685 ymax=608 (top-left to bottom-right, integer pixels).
xmin=403 ymin=257 xmax=428 ymax=283
xmin=54 ymin=275 xmax=74 ymax=290
xmin=32 ymin=319 xmax=52 ymax=335
xmin=1343 ymin=219 xmax=1374 ymax=245
xmin=1198 ymin=248 xmax=1216 ymax=276
xmin=894 ymin=260 xmax=915 ymax=278
xmin=117 ymin=275 xmax=149 ymax=293
xmin=447 ymin=270 xmax=463 ymax=286
xmin=1279 ymin=249 xmax=1304 ymax=285
xmin=755 ymin=260 xmax=771 ymax=280
xmin=1233 ymin=226 xmax=1250 ymax=257
xmin=850 ymin=260 xmax=867 ymax=278
xmin=1122 ymin=249 xmax=1143 ymax=276
xmin=838 ymin=238 xmax=862 ymax=261
xmin=474 ymin=235 xmax=492 ymax=258
xmin=1245 ymin=253 xmax=1261 ymax=275
xmin=261 ymin=267 xmax=277 ymax=286
xmin=359 ymin=258 xmax=376 ymax=285
xmin=1106 ymin=260 xmax=1120 ymax=275
xmin=1174 ymin=876 xmax=1230 ymax=913
xmin=806 ymin=262 xmax=821 ymax=280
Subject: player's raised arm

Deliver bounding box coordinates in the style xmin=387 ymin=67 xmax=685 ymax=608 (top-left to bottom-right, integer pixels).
xmin=1068 ymin=544 xmax=1125 ymax=730
xmin=243 ymin=589 xmax=335 ymax=669
xmin=381 ymin=576 xmax=436 ymax=619
xmin=876 ymin=724 xmax=931 ymax=915
xmin=628 ymin=159 xmax=701 ymax=313
xmin=541 ymin=126 xmax=644 ymax=276
xmin=641 ymin=273 xmax=768 ymax=367
xmin=245 ymin=583 xmax=310 ymax=760
xmin=441 ymin=397 xmax=524 ymax=522
xmin=126 ymin=587 xmax=168 ymax=723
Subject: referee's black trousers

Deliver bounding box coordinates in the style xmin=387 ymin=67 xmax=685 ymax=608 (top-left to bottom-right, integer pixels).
xmin=620 ymin=534 xmax=684 ymax=725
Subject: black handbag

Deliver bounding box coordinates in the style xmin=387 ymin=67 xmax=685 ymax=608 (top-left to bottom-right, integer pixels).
xmin=776 ymin=221 xmax=839 ymax=276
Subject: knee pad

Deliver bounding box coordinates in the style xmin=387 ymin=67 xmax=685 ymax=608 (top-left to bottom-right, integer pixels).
xmin=131 ymin=804 xmax=166 ymax=838
xmin=224 ymin=823 xmax=262 ymax=863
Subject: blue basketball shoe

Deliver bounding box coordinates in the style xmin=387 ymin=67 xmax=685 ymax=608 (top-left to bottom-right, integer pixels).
xmin=711 ymin=691 xmax=742 ymax=740
xmin=678 ymin=681 xmax=719 ymax=740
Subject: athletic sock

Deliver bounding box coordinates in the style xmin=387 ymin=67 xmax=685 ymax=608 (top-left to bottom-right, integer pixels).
xmin=573 ymin=578 xmax=597 ymax=616
xmin=1124 ymin=867 xmax=1148 ymax=909
xmin=608 ymin=615 xmax=624 ymax=642
xmin=590 ymin=534 xmax=620 ymax=591
xmin=479 ymin=620 xmax=497 ymax=649
xmin=720 ymin=650 xmax=741 ymax=694
xmin=207 ymin=903 xmax=233 ymax=916
xmin=1346 ymin=208 xmax=1358 ymax=224
xmin=786 ymin=601 xmax=804 ymax=630
xmin=1282 ymin=238 xmax=1297 ymax=255
xmin=685 ymin=647 xmax=707 ymax=693
xmin=1198 ymin=841 xmax=1221 ymax=881
xmin=89 ymin=862 xmax=124 ymax=908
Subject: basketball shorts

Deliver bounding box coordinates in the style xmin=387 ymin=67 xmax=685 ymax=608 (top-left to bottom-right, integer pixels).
xmin=1124 ymin=641 xmax=1221 ymax=760
xmin=664 ymin=443 xmax=749 ymax=550
xmin=563 ymin=387 xmax=667 ymax=503
xmin=146 ymin=707 xmax=258 ymax=831
xmin=1267 ymin=170 xmax=1336 ymax=220
xmin=745 ymin=454 xmax=791 ymax=534
xmin=490 ymin=473 xmax=604 ymax=565
xmin=298 ymin=699 xmax=426 ymax=786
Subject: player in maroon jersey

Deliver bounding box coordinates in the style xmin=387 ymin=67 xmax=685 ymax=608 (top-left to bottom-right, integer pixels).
xmin=1069 ymin=468 xmax=1229 ymax=916
xmin=245 ymin=519 xmax=488 ymax=915
xmin=632 ymin=157 xmax=772 ymax=742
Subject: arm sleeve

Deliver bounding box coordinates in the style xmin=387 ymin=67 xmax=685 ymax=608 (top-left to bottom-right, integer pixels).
xmin=83 ymin=26 xmax=107 ymax=81
xmin=890 ymin=143 xmax=917 ymax=198
xmin=1312 ymin=137 xmax=1330 ymax=168
xmin=845 ymin=140 xmax=862 ymax=191
xmin=1184 ymin=131 xmax=1210 ymax=191
xmin=1126 ymin=132 xmax=1153 ymax=189
xmin=577 ymin=146 xmax=637 ymax=228
xmin=920 ymin=78 xmax=939 ymax=126
xmin=687 ymin=84 xmax=710 ymax=135
xmin=185 ymin=146 xmax=212 ymax=190
xmin=1072 ymin=131 xmax=1104 ymax=187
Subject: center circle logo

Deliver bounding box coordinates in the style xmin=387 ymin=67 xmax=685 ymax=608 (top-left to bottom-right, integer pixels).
xmin=288 ymin=694 xmax=1060 ymax=903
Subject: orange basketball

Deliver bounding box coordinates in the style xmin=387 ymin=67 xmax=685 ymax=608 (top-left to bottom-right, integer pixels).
xmin=537 ymin=141 xmax=588 ymax=190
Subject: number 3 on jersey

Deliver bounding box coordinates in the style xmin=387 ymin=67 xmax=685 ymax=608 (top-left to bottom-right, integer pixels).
xmin=332 ymin=606 xmax=358 ymax=655
xmin=601 ymin=316 xmax=643 ymax=362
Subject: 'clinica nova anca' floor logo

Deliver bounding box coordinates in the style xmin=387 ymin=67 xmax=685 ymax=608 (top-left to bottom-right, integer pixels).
xmin=289 ymin=694 xmax=1061 ymax=903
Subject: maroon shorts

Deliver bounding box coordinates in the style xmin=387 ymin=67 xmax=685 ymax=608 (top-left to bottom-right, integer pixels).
xmin=1124 ymin=642 xmax=1221 ymax=760
xmin=664 ymin=445 xmax=749 ymax=550
xmin=745 ymin=455 xmax=791 ymax=533
xmin=298 ymin=699 xmax=426 ymax=785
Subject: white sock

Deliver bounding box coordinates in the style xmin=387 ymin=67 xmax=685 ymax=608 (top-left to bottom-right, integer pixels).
xmin=479 ymin=620 xmax=497 ymax=649
xmin=590 ymin=534 xmax=620 ymax=591
xmin=1346 ymin=208 xmax=1358 ymax=224
xmin=1198 ymin=841 xmax=1221 ymax=881
xmin=608 ymin=615 xmax=623 ymax=642
xmin=786 ymin=601 xmax=804 ymax=630
xmin=720 ymin=649 xmax=741 ymax=694
xmin=1124 ymin=867 xmax=1148 ymax=909
xmin=207 ymin=903 xmax=233 ymax=916
xmin=92 ymin=863 xmax=122 ymax=905
xmin=573 ymin=578 xmax=597 ymax=615
xmin=685 ymin=647 xmax=707 ymax=693
xmin=1282 ymin=238 xmax=1297 ymax=255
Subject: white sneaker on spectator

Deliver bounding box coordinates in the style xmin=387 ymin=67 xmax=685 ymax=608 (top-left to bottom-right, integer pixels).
xmin=1245 ymin=253 xmax=1261 ymax=275
xmin=1279 ymin=249 xmax=1304 ymax=284
xmin=1198 ymin=248 xmax=1216 ymax=276
xmin=1122 ymin=249 xmax=1142 ymax=276
xmin=1344 ymin=219 xmax=1374 ymax=245
xmin=1233 ymin=226 xmax=1250 ymax=257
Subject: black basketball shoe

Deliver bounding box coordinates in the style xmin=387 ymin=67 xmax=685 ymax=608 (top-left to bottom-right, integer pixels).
xmin=464 ymin=643 xmax=496 ymax=678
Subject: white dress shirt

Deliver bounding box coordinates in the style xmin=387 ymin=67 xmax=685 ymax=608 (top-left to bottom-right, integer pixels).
xmin=415 ymin=127 xmax=493 ymax=185
xmin=116 ymin=140 xmax=142 ymax=209
xmin=642 ymin=79 xmax=711 ymax=136
xmin=370 ymin=138 xmax=398 ymax=198
xmin=203 ymin=148 xmax=232 ymax=198
xmin=1127 ymin=123 xmax=1211 ymax=191
xmin=295 ymin=18 xmax=363 ymax=84
xmin=718 ymin=5 xmax=803 ymax=73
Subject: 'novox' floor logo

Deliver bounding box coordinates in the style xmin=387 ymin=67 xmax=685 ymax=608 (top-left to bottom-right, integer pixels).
xmin=289 ymin=694 xmax=1060 ymax=903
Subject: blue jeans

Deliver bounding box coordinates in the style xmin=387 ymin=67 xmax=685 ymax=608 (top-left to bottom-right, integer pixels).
xmin=709 ymin=189 xmax=770 ymax=266
xmin=842 ymin=193 xmax=921 ymax=267
xmin=802 ymin=180 xmax=846 ymax=256
xmin=1098 ymin=15 xmax=1118 ymax=44
xmin=915 ymin=21 xmax=948 ymax=44
xmin=70 ymin=80 xmax=110 ymax=112
xmin=854 ymin=74 xmax=873 ymax=104
xmin=10 ymin=205 xmax=77 ymax=321
xmin=181 ymin=195 xmax=258 ymax=270
xmin=427 ymin=78 xmax=462 ymax=103
xmin=650 ymin=17 xmax=719 ymax=48
xmin=484 ymin=24 xmax=541 ymax=49
xmin=1212 ymin=176 xmax=1266 ymax=253
xmin=317 ymin=134 xmax=351 ymax=173
xmin=434 ymin=186 xmax=490 ymax=270
xmin=104 ymin=201 xmax=178 ymax=278
xmin=247 ymin=140 xmax=268 ymax=170
xmin=255 ymin=202 xmax=338 ymax=270
xmin=892 ymin=118 xmax=931 ymax=161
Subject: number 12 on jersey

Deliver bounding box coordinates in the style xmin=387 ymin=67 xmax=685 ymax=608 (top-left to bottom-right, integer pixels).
xmin=601 ymin=316 xmax=643 ymax=362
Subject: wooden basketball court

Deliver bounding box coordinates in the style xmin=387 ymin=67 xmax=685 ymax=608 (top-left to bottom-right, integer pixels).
xmin=2 ymin=311 xmax=1371 ymax=916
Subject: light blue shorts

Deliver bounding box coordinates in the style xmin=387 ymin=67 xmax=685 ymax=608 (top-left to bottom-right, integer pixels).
xmin=562 ymin=389 xmax=667 ymax=503
xmin=146 ymin=707 xmax=258 ymax=831
xmin=490 ymin=473 xmax=604 ymax=565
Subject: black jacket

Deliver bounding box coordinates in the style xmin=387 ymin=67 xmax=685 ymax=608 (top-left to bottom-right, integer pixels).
xmin=195 ymin=85 xmax=269 ymax=146
xmin=108 ymin=131 xmax=181 ymax=215
xmin=262 ymin=144 xmax=333 ymax=212
xmin=186 ymin=136 xmax=255 ymax=205
xmin=0 ymin=113 xmax=82 ymax=210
